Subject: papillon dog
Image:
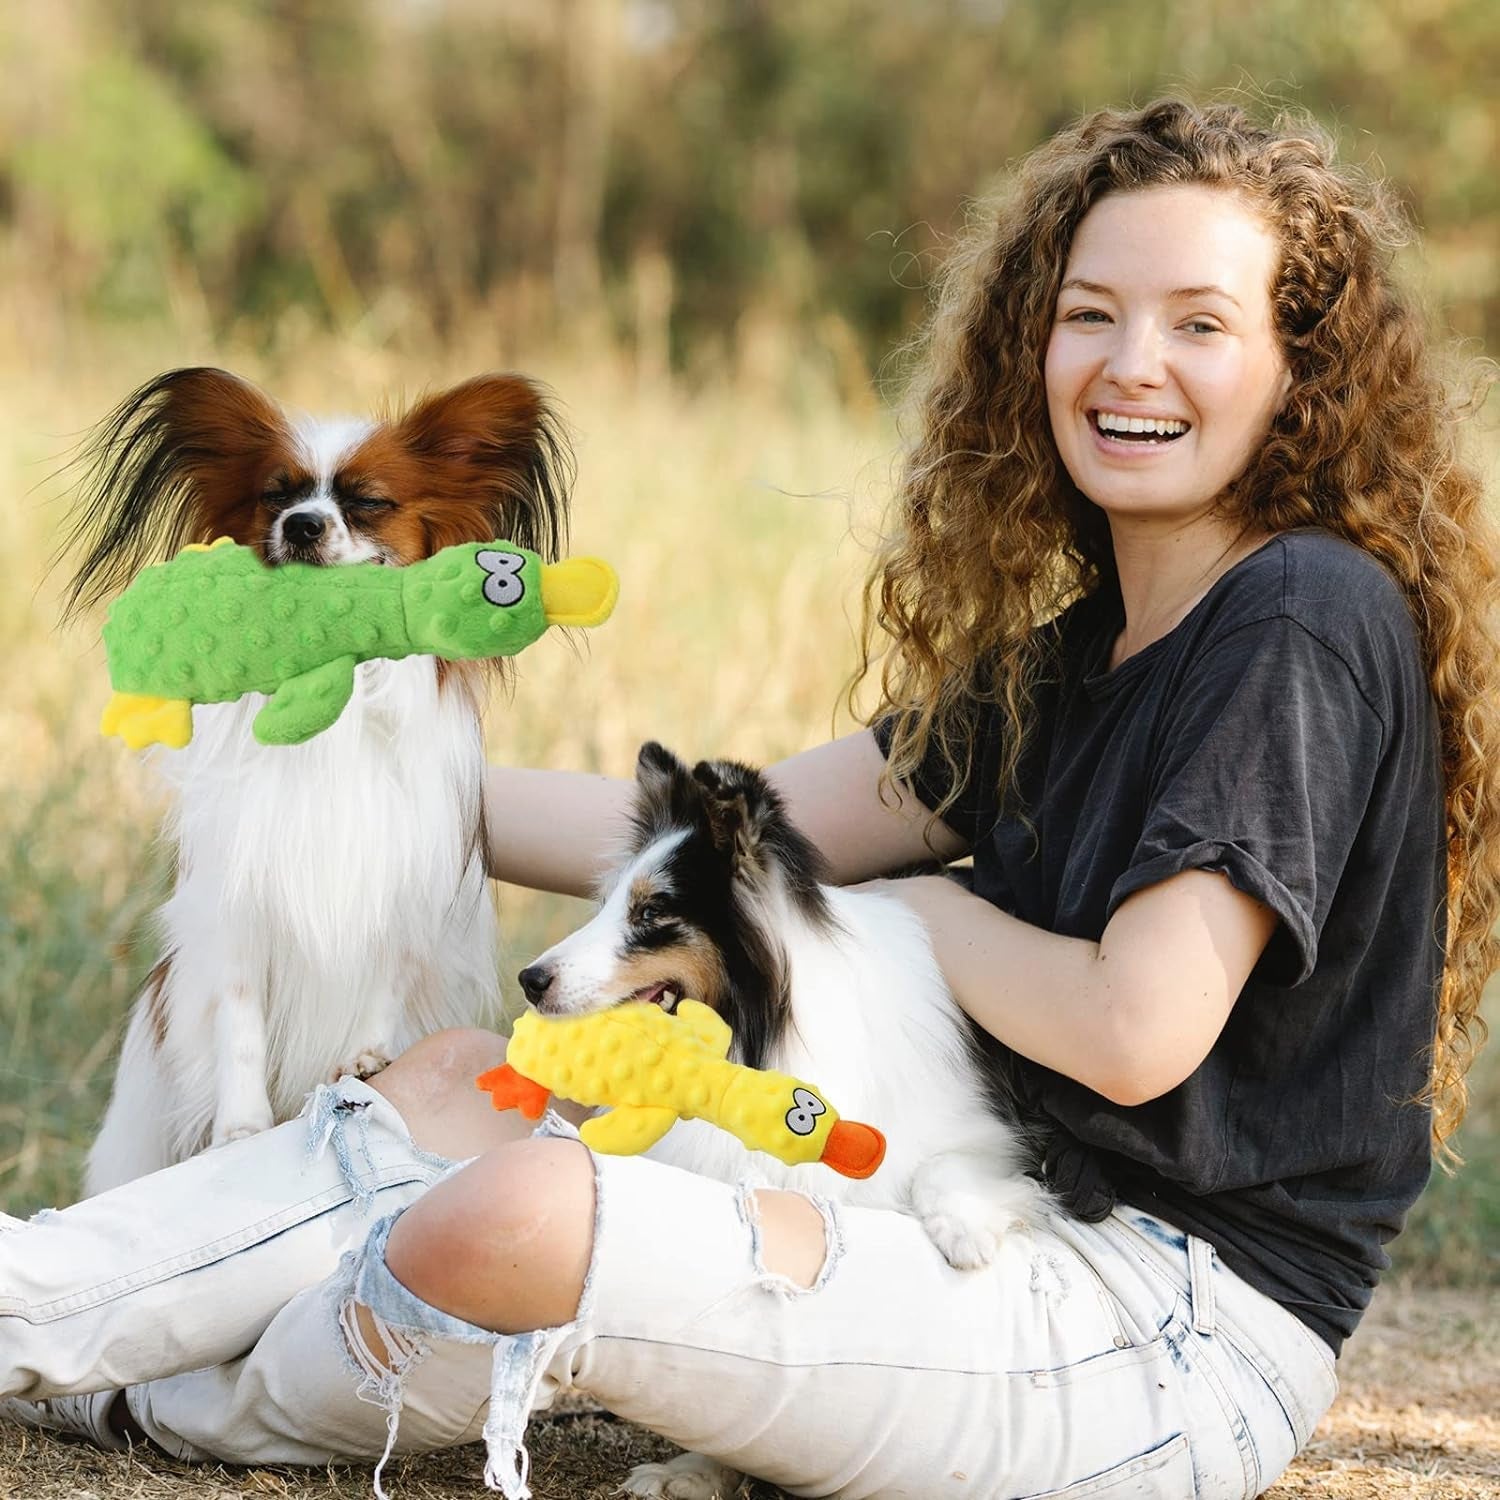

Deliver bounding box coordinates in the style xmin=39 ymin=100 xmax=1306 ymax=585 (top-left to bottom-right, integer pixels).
xmin=66 ymin=367 xmax=570 ymax=1194
xmin=520 ymin=742 xmax=1044 ymax=1498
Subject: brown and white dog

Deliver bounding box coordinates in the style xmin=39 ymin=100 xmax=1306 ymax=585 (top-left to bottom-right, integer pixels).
xmin=66 ymin=368 xmax=570 ymax=1193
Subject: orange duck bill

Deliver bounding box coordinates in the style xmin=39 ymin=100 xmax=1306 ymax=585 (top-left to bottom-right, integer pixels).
xmin=819 ymin=1119 xmax=886 ymax=1179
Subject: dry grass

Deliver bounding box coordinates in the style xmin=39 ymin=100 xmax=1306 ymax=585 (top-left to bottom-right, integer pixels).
xmin=1266 ymin=1285 xmax=1500 ymax=1498
xmin=1 ymin=1285 xmax=1494 ymax=1499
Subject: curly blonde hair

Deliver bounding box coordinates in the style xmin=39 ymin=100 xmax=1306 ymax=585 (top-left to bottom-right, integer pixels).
xmin=858 ymin=97 xmax=1499 ymax=1158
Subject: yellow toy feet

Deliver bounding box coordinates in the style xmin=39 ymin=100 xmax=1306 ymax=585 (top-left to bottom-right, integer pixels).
xmin=540 ymin=556 xmax=619 ymax=628
xmin=580 ymin=1104 xmax=679 ymax=1156
xmin=101 ymin=692 xmax=194 ymax=750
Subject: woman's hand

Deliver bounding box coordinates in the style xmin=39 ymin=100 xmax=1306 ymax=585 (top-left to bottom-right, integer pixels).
xmin=875 ymin=868 xmax=1277 ymax=1104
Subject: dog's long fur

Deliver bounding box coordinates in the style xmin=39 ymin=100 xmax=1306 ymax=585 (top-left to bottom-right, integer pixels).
xmin=524 ymin=743 xmax=1045 ymax=1500
xmin=72 ymin=368 xmax=570 ymax=1193
xmin=523 ymin=741 xmax=1045 ymax=1257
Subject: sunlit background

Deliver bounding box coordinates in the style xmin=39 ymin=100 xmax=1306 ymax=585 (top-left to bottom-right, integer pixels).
xmin=1 ymin=0 xmax=1494 ymax=1281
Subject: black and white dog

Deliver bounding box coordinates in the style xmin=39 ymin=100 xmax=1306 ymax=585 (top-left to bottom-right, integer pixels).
xmin=520 ymin=743 xmax=1044 ymax=1498
xmin=520 ymin=741 xmax=1043 ymax=1267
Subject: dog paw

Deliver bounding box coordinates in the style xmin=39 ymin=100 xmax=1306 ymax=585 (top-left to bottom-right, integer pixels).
xmin=210 ymin=1110 xmax=275 ymax=1149
xmin=922 ymin=1210 xmax=1002 ymax=1270
xmin=329 ymin=1049 xmax=392 ymax=1084
xmin=618 ymin=1452 xmax=743 ymax=1499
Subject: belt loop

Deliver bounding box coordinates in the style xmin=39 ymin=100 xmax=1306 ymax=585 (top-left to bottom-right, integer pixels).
xmin=1188 ymin=1236 xmax=1217 ymax=1337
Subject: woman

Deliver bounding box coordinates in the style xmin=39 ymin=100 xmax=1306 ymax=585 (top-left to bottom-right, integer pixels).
xmin=4 ymin=99 xmax=1497 ymax=1500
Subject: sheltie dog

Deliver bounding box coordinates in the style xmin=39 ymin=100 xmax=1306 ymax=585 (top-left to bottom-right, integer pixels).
xmin=66 ymin=367 xmax=570 ymax=1193
xmin=521 ymin=741 xmax=1044 ymax=1498
xmin=522 ymin=739 xmax=1043 ymax=1255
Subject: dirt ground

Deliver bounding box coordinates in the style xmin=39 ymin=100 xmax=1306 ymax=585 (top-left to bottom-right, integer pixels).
xmin=2 ymin=1283 xmax=1494 ymax=1499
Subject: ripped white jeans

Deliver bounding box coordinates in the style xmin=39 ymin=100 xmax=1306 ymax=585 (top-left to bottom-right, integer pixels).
xmin=1 ymin=1079 xmax=1338 ymax=1500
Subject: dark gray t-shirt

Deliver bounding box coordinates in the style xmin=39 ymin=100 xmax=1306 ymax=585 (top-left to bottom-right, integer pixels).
xmin=877 ymin=530 xmax=1446 ymax=1353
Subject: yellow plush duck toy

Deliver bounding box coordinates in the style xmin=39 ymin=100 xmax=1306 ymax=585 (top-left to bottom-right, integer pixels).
xmin=478 ymin=999 xmax=886 ymax=1179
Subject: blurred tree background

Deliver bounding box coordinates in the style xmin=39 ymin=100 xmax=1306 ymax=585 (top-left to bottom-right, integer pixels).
xmin=1 ymin=0 xmax=1496 ymax=383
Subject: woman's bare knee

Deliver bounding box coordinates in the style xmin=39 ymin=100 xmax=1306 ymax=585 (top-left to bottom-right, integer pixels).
xmin=369 ymin=1028 xmax=525 ymax=1159
xmin=385 ymin=1138 xmax=595 ymax=1333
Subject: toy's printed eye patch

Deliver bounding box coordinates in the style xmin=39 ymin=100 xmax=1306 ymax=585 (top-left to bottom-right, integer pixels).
xmin=476 ymin=548 xmax=527 ymax=607
xmin=785 ymin=1086 xmax=828 ymax=1136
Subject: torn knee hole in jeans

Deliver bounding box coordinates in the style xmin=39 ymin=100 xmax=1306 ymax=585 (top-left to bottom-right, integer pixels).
xmin=736 ymin=1182 xmax=843 ymax=1296
xmin=329 ymin=1145 xmax=601 ymax=1500
xmin=341 ymin=1300 xmax=426 ymax=1387
xmin=335 ymin=1293 xmax=434 ymax=1500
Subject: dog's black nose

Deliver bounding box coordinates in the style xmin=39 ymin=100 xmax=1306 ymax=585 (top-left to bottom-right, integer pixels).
xmin=283 ymin=511 xmax=325 ymax=547
xmin=518 ymin=964 xmax=555 ymax=1005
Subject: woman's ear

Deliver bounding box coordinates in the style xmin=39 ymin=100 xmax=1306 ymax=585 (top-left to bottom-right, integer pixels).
xmin=1274 ymin=362 xmax=1294 ymax=414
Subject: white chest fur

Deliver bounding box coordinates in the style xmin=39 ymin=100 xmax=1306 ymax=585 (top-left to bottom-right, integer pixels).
xmin=87 ymin=657 xmax=500 ymax=1189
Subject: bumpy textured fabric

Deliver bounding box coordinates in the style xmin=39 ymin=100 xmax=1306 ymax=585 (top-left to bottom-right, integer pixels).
xmin=488 ymin=1000 xmax=884 ymax=1176
xmin=101 ymin=540 xmax=549 ymax=744
xmin=104 ymin=541 xmax=549 ymax=697
xmin=876 ymin=529 xmax=1446 ymax=1353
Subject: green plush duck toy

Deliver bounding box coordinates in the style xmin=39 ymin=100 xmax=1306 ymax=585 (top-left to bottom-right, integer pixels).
xmin=101 ymin=538 xmax=618 ymax=750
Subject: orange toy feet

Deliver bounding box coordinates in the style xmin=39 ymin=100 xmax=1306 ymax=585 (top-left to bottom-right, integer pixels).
xmin=476 ymin=1063 xmax=552 ymax=1121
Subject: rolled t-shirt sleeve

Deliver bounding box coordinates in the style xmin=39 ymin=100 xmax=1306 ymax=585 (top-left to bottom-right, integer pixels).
xmin=871 ymin=702 xmax=996 ymax=849
xmin=1107 ymin=615 xmax=1386 ymax=986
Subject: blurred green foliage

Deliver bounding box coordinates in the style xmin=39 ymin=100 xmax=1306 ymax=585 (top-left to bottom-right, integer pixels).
xmin=1 ymin=0 xmax=1496 ymax=367
xmin=0 ymin=754 xmax=165 ymax=1213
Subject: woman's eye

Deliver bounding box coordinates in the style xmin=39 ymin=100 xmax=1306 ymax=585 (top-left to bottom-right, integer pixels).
xmin=1183 ymin=320 xmax=1220 ymax=335
xmin=1065 ymin=309 xmax=1109 ymax=324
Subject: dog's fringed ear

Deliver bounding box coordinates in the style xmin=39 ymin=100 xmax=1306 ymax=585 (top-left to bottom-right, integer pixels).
xmin=392 ymin=373 xmax=572 ymax=563
xmin=632 ymin=741 xmax=701 ymax=844
xmin=636 ymin=740 xmax=684 ymax=792
xmin=693 ymin=760 xmax=761 ymax=869
xmin=58 ymin=367 xmax=289 ymax=619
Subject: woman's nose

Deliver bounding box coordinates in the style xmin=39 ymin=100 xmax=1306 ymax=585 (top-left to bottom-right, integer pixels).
xmin=1101 ymin=321 xmax=1167 ymax=390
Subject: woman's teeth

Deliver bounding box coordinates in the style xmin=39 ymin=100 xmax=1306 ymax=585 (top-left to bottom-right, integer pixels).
xmin=1094 ymin=412 xmax=1189 ymax=441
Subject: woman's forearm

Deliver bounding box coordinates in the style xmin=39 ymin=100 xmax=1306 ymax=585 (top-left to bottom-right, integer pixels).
xmin=768 ymin=732 xmax=967 ymax=884
xmin=482 ymin=766 xmax=634 ymax=897
xmin=888 ymin=869 xmax=1268 ymax=1105
xmin=891 ymin=876 xmax=1120 ymax=1092
xmin=484 ymin=731 xmax=961 ymax=899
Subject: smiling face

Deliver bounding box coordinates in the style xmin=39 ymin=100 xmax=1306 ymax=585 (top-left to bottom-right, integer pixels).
xmin=1044 ymin=185 xmax=1292 ymax=530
